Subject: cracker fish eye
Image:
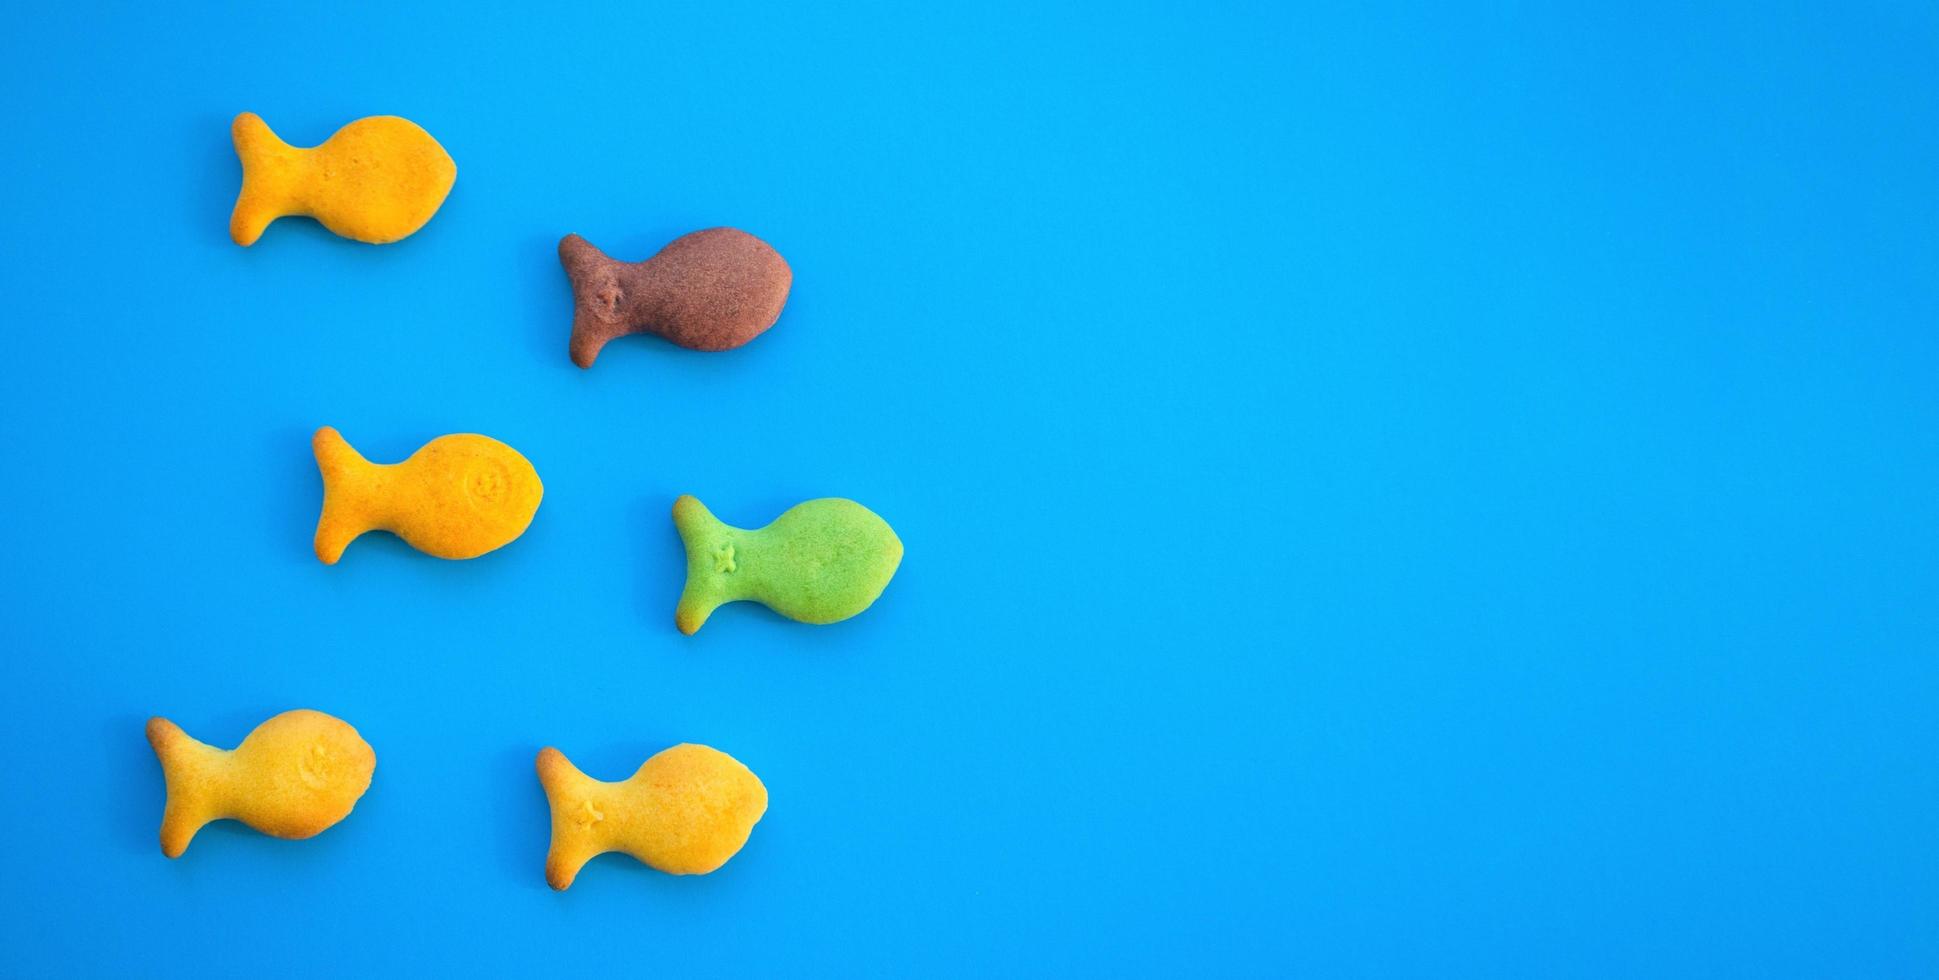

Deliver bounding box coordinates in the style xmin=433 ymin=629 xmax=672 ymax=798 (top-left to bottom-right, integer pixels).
xmin=466 ymin=461 xmax=509 ymax=506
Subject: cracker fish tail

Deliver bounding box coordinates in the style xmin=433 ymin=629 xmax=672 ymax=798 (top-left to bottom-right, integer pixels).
xmin=672 ymin=495 xmax=739 ymax=635
xmin=559 ymin=234 xmax=627 ymax=368
xmin=146 ymin=717 xmax=219 ymax=858
xmin=312 ymin=426 xmax=376 ymax=564
xmin=229 ymin=112 xmax=301 ymax=246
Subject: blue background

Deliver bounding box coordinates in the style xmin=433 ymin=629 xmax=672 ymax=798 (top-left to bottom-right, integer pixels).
xmin=1 ymin=2 xmax=1935 ymax=976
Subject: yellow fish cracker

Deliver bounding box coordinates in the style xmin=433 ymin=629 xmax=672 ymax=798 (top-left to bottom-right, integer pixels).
xmin=312 ymin=426 xmax=543 ymax=564
xmin=146 ymin=709 xmax=376 ymax=858
xmin=229 ymin=111 xmax=456 ymax=246
xmin=536 ymin=743 xmax=768 ymax=889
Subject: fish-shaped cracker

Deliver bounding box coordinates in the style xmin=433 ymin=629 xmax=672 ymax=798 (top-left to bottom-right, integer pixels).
xmin=672 ymin=494 xmax=902 ymax=634
xmin=536 ymin=743 xmax=768 ymax=889
xmin=559 ymin=229 xmax=792 ymax=368
xmin=229 ymin=112 xmax=456 ymax=246
xmin=312 ymin=426 xmax=542 ymax=563
xmin=146 ymin=709 xmax=376 ymax=858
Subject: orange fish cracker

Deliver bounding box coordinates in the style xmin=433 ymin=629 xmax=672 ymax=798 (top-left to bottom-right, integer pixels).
xmin=536 ymin=743 xmax=768 ymax=889
xmin=312 ymin=426 xmax=542 ymax=563
xmin=229 ymin=112 xmax=456 ymax=246
xmin=146 ymin=710 xmax=376 ymax=858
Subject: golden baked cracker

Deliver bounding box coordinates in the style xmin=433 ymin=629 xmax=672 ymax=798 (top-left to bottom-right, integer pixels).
xmin=229 ymin=112 xmax=456 ymax=246
xmin=146 ymin=709 xmax=376 ymax=858
xmin=536 ymin=743 xmax=768 ymax=889
xmin=312 ymin=426 xmax=543 ymax=563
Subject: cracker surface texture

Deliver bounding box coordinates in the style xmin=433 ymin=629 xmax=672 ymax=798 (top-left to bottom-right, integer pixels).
xmin=312 ymin=426 xmax=543 ymax=563
xmin=673 ymin=495 xmax=903 ymax=634
xmin=536 ymin=743 xmax=768 ymax=889
xmin=559 ymin=229 xmax=792 ymax=367
xmin=146 ymin=709 xmax=376 ymax=858
xmin=230 ymin=111 xmax=456 ymax=246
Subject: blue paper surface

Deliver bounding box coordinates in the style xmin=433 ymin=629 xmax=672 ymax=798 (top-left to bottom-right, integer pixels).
xmin=1 ymin=2 xmax=1936 ymax=975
